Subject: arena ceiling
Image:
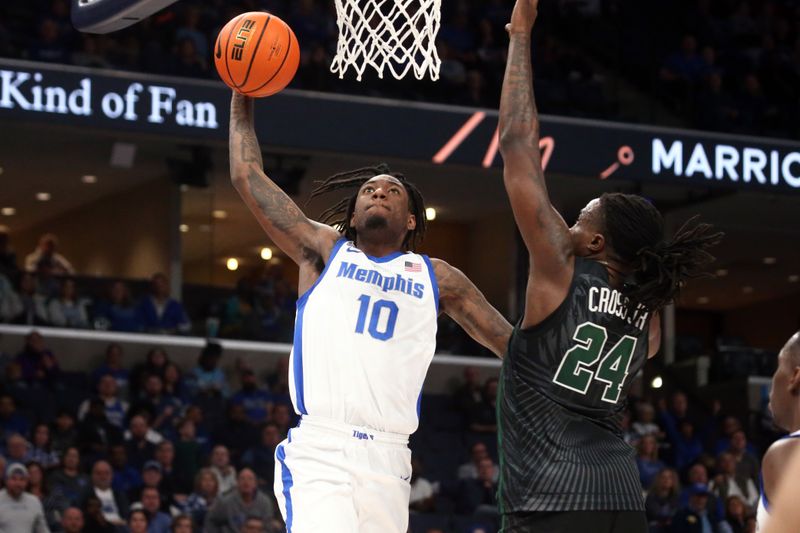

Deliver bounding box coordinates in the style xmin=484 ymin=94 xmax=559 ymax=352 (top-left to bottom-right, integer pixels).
xmin=1 ymin=122 xmax=799 ymax=312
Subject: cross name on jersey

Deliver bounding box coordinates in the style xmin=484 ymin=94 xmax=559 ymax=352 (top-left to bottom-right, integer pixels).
xmin=336 ymin=261 xmax=426 ymax=299
xmin=588 ymin=286 xmax=649 ymax=331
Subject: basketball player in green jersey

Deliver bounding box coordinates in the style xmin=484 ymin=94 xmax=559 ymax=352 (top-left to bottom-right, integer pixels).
xmin=496 ymin=0 xmax=723 ymax=531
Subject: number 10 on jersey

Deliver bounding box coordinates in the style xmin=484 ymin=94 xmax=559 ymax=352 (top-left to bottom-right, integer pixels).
xmin=552 ymin=321 xmax=637 ymax=404
xmin=355 ymin=295 xmax=398 ymax=341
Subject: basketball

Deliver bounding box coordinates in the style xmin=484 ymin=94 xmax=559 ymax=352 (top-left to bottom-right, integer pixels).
xmin=214 ymin=12 xmax=300 ymax=98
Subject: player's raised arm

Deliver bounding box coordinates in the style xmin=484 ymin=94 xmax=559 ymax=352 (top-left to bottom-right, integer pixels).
xmin=229 ymin=92 xmax=339 ymax=266
xmin=432 ymin=259 xmax=512 ymax=359
xmin=499 ymin=0 xmax=573 ymax=323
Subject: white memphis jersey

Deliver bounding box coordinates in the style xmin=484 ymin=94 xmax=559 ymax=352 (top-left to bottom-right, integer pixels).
xmin=288 ymin=239 xmax=439 ymax=435
xmin=756 ymin=429 xmax=800 ymax=532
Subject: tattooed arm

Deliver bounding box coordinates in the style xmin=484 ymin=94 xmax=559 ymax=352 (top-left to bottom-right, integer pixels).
xmin=499 ymin=0 xmax=573 ymax=327
xmin=229 ymin=92 xmax=339 ymax=269
xmin=433 ymin=259 xmax=512 ymax=359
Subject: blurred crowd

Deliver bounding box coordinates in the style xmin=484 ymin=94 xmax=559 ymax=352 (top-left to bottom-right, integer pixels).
xmin=0 ymin=334 xmax=294 ymax=533
xmin=0 ymin=326 xmax=782 ymax=533
xmin=2 ymin=0 xmax=798 ymax=136
xmin=0 ymin=230 xmax=488 ymax=356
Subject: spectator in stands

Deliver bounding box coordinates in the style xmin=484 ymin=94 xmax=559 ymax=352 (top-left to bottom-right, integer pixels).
xmin=95 ymin=282 xmax=141 ymax=333
xmin=124 ymin=415 xmax=159 ymax=471
xmin=633 ymin=401 xmax=665 ymax=440
xmin=670 ymin=484 xmax=723 ymax=533
xmin=191 ymin=342 xmax=228 ymax=398
xmin=240 ymin=423 xmax=280 ymax=490
xmin=182 ymin=406 xmax=211 ymax=453
xmin=637 ymin=434 xmax=666 ymax=489
xmin=457 ymin=442 xmax=499 ymax=482
xmin=83 ymin=494 xmax=116 ymax=533
xmin=78 ymin=374 xmax=129 ymax=429
xmin=10 ymin=273 xmax=48 ymax=325
xmin=659 ymin=392 xmax=694 ymax=433
xmin=710 ymin=451 xmax=758 ymax=511
xmin=154 ymin=441 xmax=183 ymax=503
xmin=24 ymin=234 xmax=74 ymax=275
xmin=136 ymin=273 xmax=191 ymax=334
xmin=81 ymin=460 xmax=128 ymax=526
xmin=109 ymin=444 xmax=141 ymax=498
xmin=173 ymin=419 xmax=202 ymax=494
xmin=127 ymin=509 xmax=148 ymax=533
xmin=130 ymin=348 xmax=169 ymax=400
xmin=16 ymin=331 xmax=60 ymax=387
xmin=48 ymin=279 xmax=90 ymax=328
xmin=727 ymin=430 xmax=759 ymax=488
xmin=456 ymin=456 xmax=498 ymax=515
xmin=0 ymin=394 xmax=31 ymax=444
xmin=664 ymin=416 xmax=704 ymax=473
xmin=468 ymin=377 xmax=497 ymax=433
xmin=6 ymin=433 xmax=30 ymax=464
xmin=28 ymin=423 xmax=59 ymax=469
xmin=204 ymin=468 xmax=273 ymax=533
xmin=171 ymin=515 xmax=192 ymax=533
xmin=77 ymin=398 xmax=123 ymax=459
xmin=714 ymin=417 xmax=748 ymax=455
xmin=139 ymin=486 xmax=171 ymax=533
xmin=0 ymin=463 xmax=49 ymax=533
xmin=51 ymin=411 xmax=78 ymax=456
xmin=180 ymin=468 xmax=219 ymax=530
xmin=129 ymin=460 xmax=164 ymax=504
xmin=646 ymin=468 xmax=680 ymax=532
xmin=209 ymin=445 xmax=236 ymax=496
xmin=27 ymin=17 xmax=69 ymax=64
xmin=163 ymin=363 xmax=189 ymax=405
xmin=60 ymin=507 xmax=85 ymax=533
xmin=26 ymin=460 xmax=68 ymax=530
xmin=230 ymin=369 xmax=272 ymax=425
xmin=409 ymin=457 xmax=435 ymax=513
xmin=131 ymin=374 xmax=181 ymax=433
xmin=722 ymin=495 xmax=749 ymax=533
xmin=48 ymin=447 xmax=89 ymax=506
xmin=90 ymin=344 xmax=129 ymax=396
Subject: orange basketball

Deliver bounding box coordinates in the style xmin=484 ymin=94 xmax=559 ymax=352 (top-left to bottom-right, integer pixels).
xmin=214 ymin=12 xmax=300 ymax=98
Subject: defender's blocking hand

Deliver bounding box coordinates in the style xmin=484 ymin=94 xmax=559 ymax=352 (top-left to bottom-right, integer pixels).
xmin=506 ymin=0 xmax=538 ymax=34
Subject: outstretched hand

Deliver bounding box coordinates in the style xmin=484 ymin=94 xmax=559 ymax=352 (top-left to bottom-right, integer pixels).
xmin=506 ymin=0 xmax=538 ymax=34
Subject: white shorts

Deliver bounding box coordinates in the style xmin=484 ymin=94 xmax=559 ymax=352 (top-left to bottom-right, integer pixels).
xmin=273 ymin=415 xmax=412 ymax=533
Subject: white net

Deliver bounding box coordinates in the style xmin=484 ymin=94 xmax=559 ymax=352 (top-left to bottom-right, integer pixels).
xmin=330 ymin=0 xmax=442 ymax=81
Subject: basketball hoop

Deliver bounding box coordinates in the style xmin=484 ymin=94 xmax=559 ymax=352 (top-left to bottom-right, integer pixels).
xmin=330 ymin=0 xmax=442 ymax=81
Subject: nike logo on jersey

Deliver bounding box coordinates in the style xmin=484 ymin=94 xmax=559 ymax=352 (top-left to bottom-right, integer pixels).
xmin=346 ymin=246 xmax=360 ymax=253
xmin=337 ymin=261 xmax=425 ymax=299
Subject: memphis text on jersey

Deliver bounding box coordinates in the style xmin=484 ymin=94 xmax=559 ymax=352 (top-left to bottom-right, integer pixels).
xmin=336 ymin=261 xmax=426 ymax=299
xmin=588 ymin=286 xmax=649 ymax=331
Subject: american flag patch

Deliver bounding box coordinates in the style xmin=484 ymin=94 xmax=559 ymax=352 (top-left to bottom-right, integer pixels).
xmin=404 ymin=261 xmax=421 ymax=272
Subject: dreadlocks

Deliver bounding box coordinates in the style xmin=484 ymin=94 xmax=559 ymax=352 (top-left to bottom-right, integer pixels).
xmin=308 ymin=163 xmax=427 ymax=251
xmin=600 ymin=193 xmax=724 ymax=313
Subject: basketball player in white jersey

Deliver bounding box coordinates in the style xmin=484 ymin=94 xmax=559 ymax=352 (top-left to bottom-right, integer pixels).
xmin=757 ymin=331 xmax=800 ymax=532
xmin=229 ymin=92 xmax=512 ymax=533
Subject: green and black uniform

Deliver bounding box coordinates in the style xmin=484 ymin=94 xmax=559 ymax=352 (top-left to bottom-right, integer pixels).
xmin=498 ymin=258 xmax=651 ymax=532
